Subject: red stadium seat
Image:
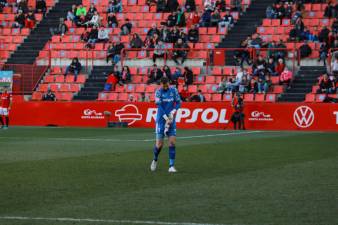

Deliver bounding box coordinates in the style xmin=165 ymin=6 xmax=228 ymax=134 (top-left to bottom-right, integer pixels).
xmin=32 ymin=92 xmax=42 ymax=100
xmin=255 ymin=94 xmax=265 ymax=102
xmin=305 ymin=94 xmax=315 ymax=102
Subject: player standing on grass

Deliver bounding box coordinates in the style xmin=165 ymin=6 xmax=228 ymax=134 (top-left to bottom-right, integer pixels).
xmin=150 ymin=77 xmax=181 ymax=173
xmin=0 ymin=87 xmax=12 ymax=129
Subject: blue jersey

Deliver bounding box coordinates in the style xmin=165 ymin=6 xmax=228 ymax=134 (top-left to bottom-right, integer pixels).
xmin=155 ymin=86 xmax=181 ymax=123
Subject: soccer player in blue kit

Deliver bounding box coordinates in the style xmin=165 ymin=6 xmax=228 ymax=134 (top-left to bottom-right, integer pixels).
xmin=150 ymin=77 xmax=181 ymax=173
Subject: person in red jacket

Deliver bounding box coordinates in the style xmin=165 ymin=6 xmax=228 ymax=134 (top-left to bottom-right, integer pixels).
xmin=0 ymin=87 xmax=12 ymax=129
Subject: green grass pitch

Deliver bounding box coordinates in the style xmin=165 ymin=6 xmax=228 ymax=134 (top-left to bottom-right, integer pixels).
xmin=0 ymin=127 xmax=337 ymax=225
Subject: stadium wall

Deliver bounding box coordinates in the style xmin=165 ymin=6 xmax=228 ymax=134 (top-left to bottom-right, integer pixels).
xmin=11 ymin=102 xmax=338 ymax=131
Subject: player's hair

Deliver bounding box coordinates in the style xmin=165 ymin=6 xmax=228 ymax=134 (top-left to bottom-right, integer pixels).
xmin=160 ymin=77 xmax=169 ymax=84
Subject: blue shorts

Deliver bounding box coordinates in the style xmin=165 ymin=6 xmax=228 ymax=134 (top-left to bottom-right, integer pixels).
xmin=155 ymin=121 xmax=177 ymax=140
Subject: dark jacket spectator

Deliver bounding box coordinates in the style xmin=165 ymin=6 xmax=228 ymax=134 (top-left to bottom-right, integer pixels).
xmin=318 ymin=74 xmax=335 ymax=94
xmin=215 ymin=0 xmax=226 ymax=11
xmin=50 ymin=17 xmax=68 ymax=36
xmin=324 ymin=3 xmax=336 ymax=18
xmin=14 ymin=10 xmax=26 ymax=28
xmin=130 ymin=33 xmax=144 ymax=48
xmin=176 ymin=9 xmax=186 ymax=27
xmin=299 ymin=42 xmax=312 ymax=58
xmin=318 ymin=26 xmax=330 ymax=43
xmin=188 ymin=25 xmax=199 ymax=43
xmin=190 ymin=90 xmax=205 ymax=102
xmin=162 ymin=65 xmax=173 ymax=82
xmin=36 ymin=0 xmax=46 ymax=13
xmin=86 ymin=3 xmax=97 ymax=20
xmin=106 ymin=41 xmax=125 ymax=64
xmin=183 ymin=67 xmax=194 ymax=86
xmin=147 ymin=24 xmax=160 ymax=37
xmin=157 ymin=0 xmax=166 ymax=12
xmin=185 ymin=0 xmax=196 ymax=12
xmin=167 ymin=12 xmax=178 ymax=27
xmin=120 ymin=19 xmax=132 ymax=35
xmin=18 ymin=0 xmax=28 ymax=13
xmin=200 ymin=10 xmax=211 ymax=27
xmin=210 ymin=9 xmax=221 ymax=27
xmin=42 ymin=90 xmax=56 ymax=101
xmin=64 ymin=58 xmax=82 ymax=81
xmin=107 ymin=12 xmax=118 ymax=28
xmin=147 ymin=64 xmax=163 ymax=84
xmin=167 ymin=0 xmax=179 ymax=12
xmin=173 ymin=38 xmax=190 ymax=65
xmin=120 ymin=66 xmax=131 ymax=83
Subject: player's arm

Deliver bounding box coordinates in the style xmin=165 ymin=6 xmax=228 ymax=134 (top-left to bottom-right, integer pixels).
xmin=169 ymin=88 xmax=181 ymax=119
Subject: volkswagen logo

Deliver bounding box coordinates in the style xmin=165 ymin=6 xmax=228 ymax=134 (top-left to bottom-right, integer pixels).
xmin=293 ymin=106 xmax=315 ymax=128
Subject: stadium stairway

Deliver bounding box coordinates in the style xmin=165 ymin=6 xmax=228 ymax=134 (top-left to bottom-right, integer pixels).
xmin=73 ymin=66 xmax=112 ymax=100
xmin=278 ymin=66 xmax=327 ymax=102
xmin=6 ymin=0 xmax=82 ymax=65
xmin=218 ymin=0 xmax=275 ymax=66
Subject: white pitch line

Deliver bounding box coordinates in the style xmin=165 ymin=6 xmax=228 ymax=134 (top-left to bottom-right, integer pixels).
xmin=0 ymin=216 xmax=234 ymax=225
xmin=0 ymin=131 xmax=263 ymax=142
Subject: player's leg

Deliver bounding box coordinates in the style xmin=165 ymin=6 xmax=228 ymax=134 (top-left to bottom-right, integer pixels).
xmin=2 ymin=108 xmax=9 ymax=129
xmin=167 ymin=124 xmax=177 ymax=173
xmin=150 ymin=122 xmax=165 ymax=171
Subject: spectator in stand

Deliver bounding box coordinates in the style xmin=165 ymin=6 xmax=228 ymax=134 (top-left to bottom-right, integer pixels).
xmin=0 ymin=0 xmax=7 ymax=12
xmin=85 ymin=11 xmax=100 ymax=27
xmin=331 ymin=55 xmax=338 ymax=76
xmin=301 ymin=28 xmax=318 ymax=42
xmin=204 ymin=0 xmax=215 ymax=11
xmin=107 ymin=12 xmax=118 ymax=28
xmin=42 ymin=89 xmax=56 ymax=101
xmin=25 ymin=11 xmax=36 ymax=29
xmin=170 ymin=26 xmax=180 ymax=43
xmin=64 ymin=58 xmax=82 ymax=81
xmin=231 ymin=0 xmax=241 ymax=12
xmin=318 ymin=26 xmax=330 ymax=43
xmin=147 ymin=24 xmax=160 ymax=38
xmin=275 ymin=39 xmax=287 ymax=60
xmin=185 ymin=0 xmax=196 ymax=12
xmin=318 ymin=42 xmax=329 ymax=66
xmin=107 ymin=0 xmax=122 ymax=13
xmin=248 ymin=78 xmax=258 ymax=93
xmin=157 ymin=0 xmax=166 ymax=12
xmin=274 ymin=58 xmax=285 ymax=76
xmin=120 ymin=18 xmax=132 ymax=35
xmin=67 ymin=5 xmax=77 ymax=22
xmin=178 ymin=29 xmax=188 ymax=43
xmin=218 ymin=11 xmax=234 ymax=29
xmin=176 ymin=8 xmax=186 ymax=27
xmin=234 ymin=36 xmax=251 ymax=66
xmin=324 ymin=2 xmax=336 ymax=18
xmin=249 ymin=33 xmax=263 ymax=49
xmin=86 ymin=3 xmax=97 ymax=21
xmin=120 ymin=66 xmax=131 ymax=84
xmin=36 ymin=0 xmax=46 ymax=14
xmin=147 ymin=64 xmax=163 ymax=84
xmin=139 ymin=92 xmax=150 ymax=102
xmin=167 ymin=0 xmax=179 ymax=12
xmin=49 ymin=17 xmax=68 ymax=36
xmin=167 ymin=11 xmax=178 ymax=27
xmin=13 ymin=10 xmax=25 ymax=28
xmin=76 ymin=4 xmax=87 ymax=20
xmin=299 ymin=41 xmax=312 ymax=59
xmin=162 ymin=65 xmax=173 ymax=83
xmin=239 ymin=76 xmax=249 ymax=93
xmin=173 ymin=38 xmax=190 ymax=65
xmin=190 ymin=90 xmax=206 ymax=102
xmin=266 ymin=57 xmax=276 ymax=76
xmin=106 ymin=40 xmax=125 ymax=65
xmin=130 ymin=33 xmax=143 ymax=48
xmin=294 ymin=17 xmax=304 ymax=40
xmin=187 ymin=11 xmax=200 ymax=27
xmin=215 ymin=0 xmax=226 ymax=12
xmin=180 ymin=85 xmax=191 ymax=101
xmin=104 ymin=72 xmax=120 ymax=91
xmin=279 ymin=67 xmax=292 ymax=89
xmin=188 ymin=24 xmax=199 ymax=43
xmin=217 ymin=77 xmax=233 ymax=96
xmin=153 ymin=41 xmax=167 ymax=63
xmin=318 ymin=73 xmax=335 ymax=94
xmin=210 ymin=9 xmax=221 ymax=27
xmin=17 ymin=0 xmax=28 ymax=13
xmin=97 ymin=26 xmax=110 ymax=43
xmin=85 ymin=25 xmax=98 ymax=48
xmin=200 ymin=10 xmax=211 ymax=27
xmin=183 ymin=67 xmax=193 ymax=86
xmin=172 ymin=67 xmax=182 ymax=84
xmin=160 ymin=25 xmax=171 ymax=43
xmin=258 ymin=75 xmax=270 ymax=94
xmin=253 ymin=55 xmax=266 ymax=76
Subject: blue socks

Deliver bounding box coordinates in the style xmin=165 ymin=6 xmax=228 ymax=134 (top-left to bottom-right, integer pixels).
xmin=169 ymin=145 xmax=176 ymax=167
xmin=153 ymin=146 xmax=162 ymax=161
xmin=153 ymin=145 xmax=176 ymax=167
